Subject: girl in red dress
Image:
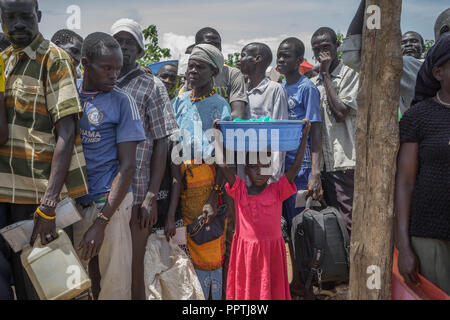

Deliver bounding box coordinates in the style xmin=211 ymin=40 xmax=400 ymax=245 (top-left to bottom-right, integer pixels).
xmin=214 ymin=120 xmax=310 ymax=300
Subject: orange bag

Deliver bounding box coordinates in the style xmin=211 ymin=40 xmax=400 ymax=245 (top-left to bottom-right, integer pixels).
xmin=392 ymin=248 xmax=450 ymax=300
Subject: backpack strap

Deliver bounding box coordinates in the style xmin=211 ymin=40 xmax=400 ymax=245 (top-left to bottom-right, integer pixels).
xmin=332 ymin=209 xmax=351 ymax=266
xmin=305 ymin=212 xmax=326 ymax=290
xmin=117 ymin=67 xmax=146 ymax=88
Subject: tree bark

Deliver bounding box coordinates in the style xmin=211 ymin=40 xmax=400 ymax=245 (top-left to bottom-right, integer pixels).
xmin=349 ymin=0 xmax=403 ymax=300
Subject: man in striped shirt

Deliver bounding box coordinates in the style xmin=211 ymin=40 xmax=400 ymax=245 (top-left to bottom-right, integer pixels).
xmin=0 ymin=0 xmax=88 ymax=300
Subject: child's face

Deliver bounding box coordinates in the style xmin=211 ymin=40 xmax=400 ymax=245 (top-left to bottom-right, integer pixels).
xmin=246 ymin=160 xmax=272 ymax=187
xmin=277 ymin=43 xmax=302 ymax=76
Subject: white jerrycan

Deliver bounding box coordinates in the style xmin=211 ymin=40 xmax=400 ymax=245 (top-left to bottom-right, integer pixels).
xmin=21 ymin=229 xmax=91 ymax=300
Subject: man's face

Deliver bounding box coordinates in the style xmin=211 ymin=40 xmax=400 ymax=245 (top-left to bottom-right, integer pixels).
xmin=56 ymin=37 xmax=82 ymax=67
xmin=83 ymin=47 xmax=123 ymax=92
xmin=277 ymin=43 xmax=302 ymax=76
xmin=199 ymin=32 xmax=222 ymax=51
xmin=239 ymin=45 xmax=258 ymax=76
xmin=187 ymin=59 xmax=214 ymax=89
xmin=311 ymin=34 xmax=338 ymax=63
xmin=0 ymin=0 xmax=41 ymax=47
xmin=401 ymin=33 xmax=424 ymax=59
xmin=113 ymin=31 xmax=139 ymax=67
xmin=158 ymin=65 xmax=178 ymax=92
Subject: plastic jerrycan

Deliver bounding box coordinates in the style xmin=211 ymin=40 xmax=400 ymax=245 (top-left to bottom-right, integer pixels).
xmin=21 ymin=229 xmax=91 ymax=300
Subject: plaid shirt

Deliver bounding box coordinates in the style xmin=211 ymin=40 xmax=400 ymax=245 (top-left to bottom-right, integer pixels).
xmin=118 ymin=65 xmax=178 ymax=205
xmin=0 ymin=34 xmax=88 ymax=204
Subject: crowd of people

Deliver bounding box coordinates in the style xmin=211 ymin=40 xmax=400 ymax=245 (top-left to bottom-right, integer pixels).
xmin=0 ymin=0 xmax=449 ymax=300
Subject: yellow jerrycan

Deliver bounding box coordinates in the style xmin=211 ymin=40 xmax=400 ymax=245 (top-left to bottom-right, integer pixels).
xmin=21 ymin=229 xmax=91 ymax=300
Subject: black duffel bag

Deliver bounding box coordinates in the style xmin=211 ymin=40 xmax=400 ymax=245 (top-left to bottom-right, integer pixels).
xmin=291 ymin=197 xmax=350 ymax=291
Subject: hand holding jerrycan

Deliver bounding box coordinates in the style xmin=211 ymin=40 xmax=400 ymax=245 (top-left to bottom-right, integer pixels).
xmin=21 ymin=229 xmax=91 ymax=300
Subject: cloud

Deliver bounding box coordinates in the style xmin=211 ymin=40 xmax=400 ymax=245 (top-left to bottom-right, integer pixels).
xmin=160 ymin=33 xmax=195 ymax=60
xmin=160 ymin=32 xmax=316 ymax=66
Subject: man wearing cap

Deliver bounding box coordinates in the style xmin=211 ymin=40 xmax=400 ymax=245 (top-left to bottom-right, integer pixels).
xmin=435 ymin=8 xmax=450 ymax=40
xmin=111 ymin=18 xmax=178 ymax=300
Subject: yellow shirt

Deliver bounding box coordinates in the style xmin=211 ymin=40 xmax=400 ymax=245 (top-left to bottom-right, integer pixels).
xmin=0 ymin=56 xmax=5 ymax=93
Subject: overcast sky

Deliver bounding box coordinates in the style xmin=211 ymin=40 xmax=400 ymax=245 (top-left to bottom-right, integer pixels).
xmin=38 ymin=0 xmax=449 ymax=63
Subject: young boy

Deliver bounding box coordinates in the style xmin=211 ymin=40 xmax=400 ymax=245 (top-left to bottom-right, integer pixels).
xmin=238 ymin=42 xmax=289 ymax=182
xmin=51 ymin=29 xmax=83 ymax=77
xmin=73 ymin=32 xmax=145 ymax=300
xmin=276 ymin=37 xmax=322 ymax=297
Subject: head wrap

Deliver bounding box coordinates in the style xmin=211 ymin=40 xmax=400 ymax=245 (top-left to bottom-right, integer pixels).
xmin=189 ymin=44 xmax=224 ymax=73
xmin=434 ymin=8 xmax=450 ymax=41
xmin=413 ymin=33 xmax=450 ymax=105
xmin=111 ymin=18 xmax=145 ymax=59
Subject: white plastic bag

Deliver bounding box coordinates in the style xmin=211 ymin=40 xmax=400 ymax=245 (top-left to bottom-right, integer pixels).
xmin=144 ymin=232 xmax=205 ymax=300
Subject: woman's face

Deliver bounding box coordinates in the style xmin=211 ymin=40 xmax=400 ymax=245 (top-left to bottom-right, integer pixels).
xmin=433 ymin=59 xmax=450 ymax=94
xmin=187 ymin=59 xmax=215 ymax=89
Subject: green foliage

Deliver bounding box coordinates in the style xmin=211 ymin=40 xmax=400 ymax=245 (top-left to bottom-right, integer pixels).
xmin=137 ymin=25 xmax=171 ymax=66
xmin=225 ymin=52 xmax=241 ymax=68
xmin=423 ymin=39 xmax=435 ymax=57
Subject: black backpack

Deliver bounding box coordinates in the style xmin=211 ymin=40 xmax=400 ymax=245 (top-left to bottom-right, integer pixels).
xmin=291 ymin=197 xmax=350 ymax=291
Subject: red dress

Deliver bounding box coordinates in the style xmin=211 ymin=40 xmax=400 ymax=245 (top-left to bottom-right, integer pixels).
xmin=225 ymin=175 xmax=296 ymax=300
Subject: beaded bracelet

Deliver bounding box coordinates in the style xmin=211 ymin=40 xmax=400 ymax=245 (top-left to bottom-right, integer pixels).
xmin=36 ymin=207 xmax=56 ymax=220
xmin=96 ymin=212 xmax=110 ymax=225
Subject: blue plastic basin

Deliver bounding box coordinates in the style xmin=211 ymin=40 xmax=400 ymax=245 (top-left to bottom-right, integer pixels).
xmin=217 ymin=120 xmax=304 ymax=152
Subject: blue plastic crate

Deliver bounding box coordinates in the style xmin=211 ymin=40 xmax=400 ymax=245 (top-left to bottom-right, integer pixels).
xmin=217 ymin=120 xmax=304 ymax=152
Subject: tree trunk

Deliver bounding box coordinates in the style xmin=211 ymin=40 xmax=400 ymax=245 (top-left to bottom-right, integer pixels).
xmin=349 ymin=0 xmax=403 ymax=300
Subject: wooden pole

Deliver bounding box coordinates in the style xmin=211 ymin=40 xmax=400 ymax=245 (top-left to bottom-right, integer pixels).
xmin=349 ymin=0 xmax=403 ymax=300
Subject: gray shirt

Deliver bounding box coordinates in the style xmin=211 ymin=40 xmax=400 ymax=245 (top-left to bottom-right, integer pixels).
xmin=312 ymin=61 xmax=359 ymax=172
xmin=340 ymin=34 xmax=422 ymax=114
xmin=239 ymin=77 xmax=289 ymax=183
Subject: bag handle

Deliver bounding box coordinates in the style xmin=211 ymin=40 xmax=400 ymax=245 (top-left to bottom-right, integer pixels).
xmin=305 ymin=196 xmax=327 ymax=210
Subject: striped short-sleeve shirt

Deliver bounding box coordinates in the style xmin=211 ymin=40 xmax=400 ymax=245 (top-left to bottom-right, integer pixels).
xmin=0 ymin=33 xmax=88 ymax=204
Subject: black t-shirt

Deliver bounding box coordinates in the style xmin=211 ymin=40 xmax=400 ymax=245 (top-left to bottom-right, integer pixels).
xmin=399 ymin=98 xmax=450 ymax=241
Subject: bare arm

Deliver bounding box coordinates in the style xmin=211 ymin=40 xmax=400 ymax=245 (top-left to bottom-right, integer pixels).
xmin=347 ymin=0 xmax=366 ymax=36
xmin=140 ymin=137 xmax=168 ymax=229
xmin=307 ymin=122 xmax=323 ymax=199
xmin=395 ymin=142 xmax=420 ymax=284
xmin=213 ymin=120 xmax=236 ymax=186
xmin=0 ymin=93 xmax=8 ymax=145
xmin=230 ymin=101 xmax=246 ymax=120
xmin=164 ymin=161 xmax=182 ymax=240
xmin=321 ymin=71 xmax=352 ymax=122
xmin=101 ymin=141 xmax=137 ymax=218
xmin=286 ymin=120 xmax=311 ymax=183
xmin=31 ymin=115 xmax=77 ymax=245
xmin=78 ymin=141 xmax=137 ymax=260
